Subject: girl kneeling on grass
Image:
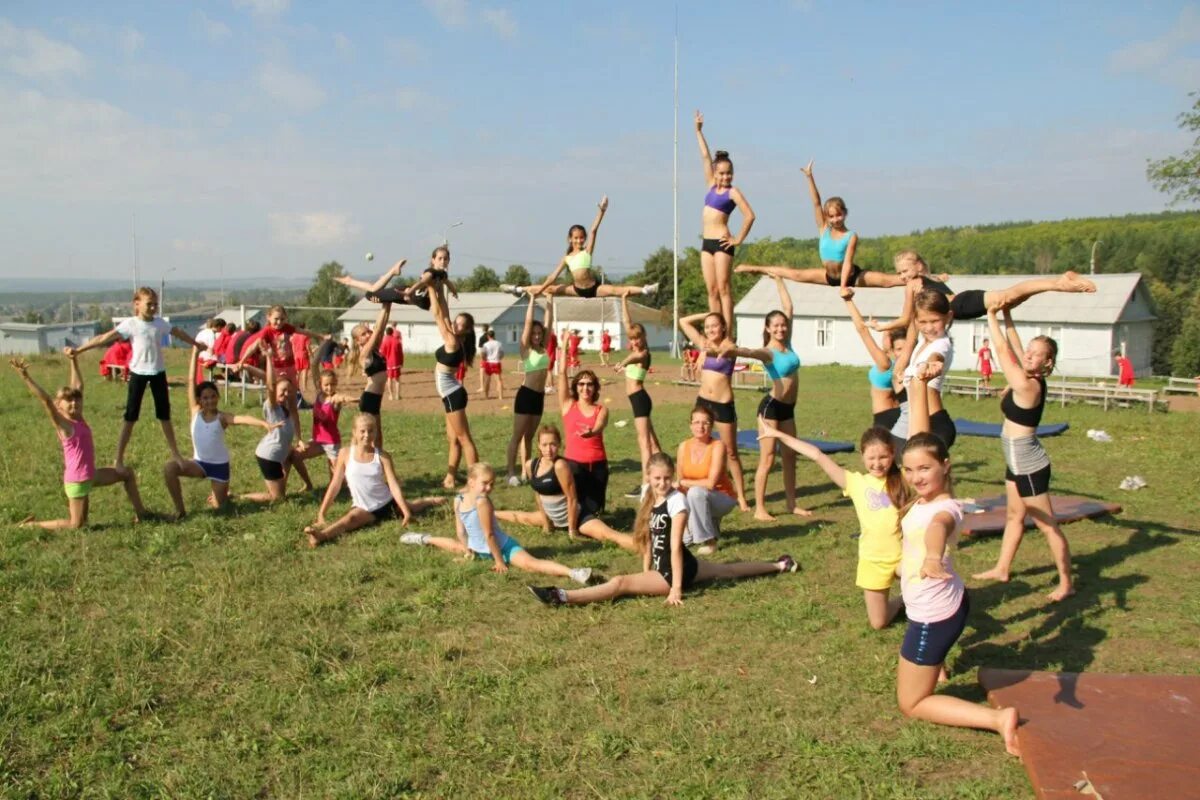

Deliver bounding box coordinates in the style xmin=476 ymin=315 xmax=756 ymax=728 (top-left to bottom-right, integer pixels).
xmin=758 ymin=422 xmax=907 ymax=630
xmin=892 ymin=363 xmax=1019 ymax=755
xmin=401 ymin=462 xmax=593 ymax=585
xmin=528 ymin=453 xmax=797 ymax=608
xmin=305 ymin=414 xmax=444 ymax=547
xmin=11 ymin=354 xmax=148 ymax=527
xmin=164 ymin=345 xmax=282 ymax=519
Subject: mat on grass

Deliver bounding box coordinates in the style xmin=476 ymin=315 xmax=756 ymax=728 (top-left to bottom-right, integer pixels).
xmin=954 ymin=418 xmax=1070 ymax=438
xmin=979 ymin=668 xmax=1200 ymax=800
xmin=719 ymin=430 xmax=855 ymax=454
xmin=959 ymin=495 xmax=1121 ymax=537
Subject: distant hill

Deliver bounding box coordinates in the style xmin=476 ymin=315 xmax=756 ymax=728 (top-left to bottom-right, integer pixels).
xmin=0 ymin=275 xmax=313 ymax=294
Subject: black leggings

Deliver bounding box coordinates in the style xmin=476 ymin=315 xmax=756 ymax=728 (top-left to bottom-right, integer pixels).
xmin=567 ymin=459 xmax=609 ymax=514
xmin=125 ymin=371 xmax=170 ymax=422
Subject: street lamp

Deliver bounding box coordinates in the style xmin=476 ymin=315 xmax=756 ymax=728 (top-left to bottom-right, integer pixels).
xmin=160 ymin=267 xmax=178 ymax=319
xmin=442 ymin=221 xmax=464 ymax=245
xmin=1090 ymin=240 xmax=1102 ymax=275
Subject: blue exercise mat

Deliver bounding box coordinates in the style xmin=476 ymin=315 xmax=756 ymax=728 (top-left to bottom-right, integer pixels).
xmin=953 ymin=418 xmax=1070 ymax=438
xmin=713 ymin=429 xmax=855 ymax=454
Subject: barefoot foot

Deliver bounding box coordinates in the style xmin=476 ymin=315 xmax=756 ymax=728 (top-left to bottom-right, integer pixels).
xmin=753 ymin=511 xmax=776 ymax=522
xmin=997 ymin=707 xmax=1020 ymax=757
xmin=972 ymin=567 xmax=1010 ymax=582
xmin=738 ymin=500 xmax=752 ymax=513
xmin=442 ymin=474 xmax=456 ymax=490
xmin=1047 ymin=584 xmax=1076 ymax=602
xmin=791 ymin=506 xmax=814 ymax=517
xmin=1058 ymin=270 xmax=1096 ymax=293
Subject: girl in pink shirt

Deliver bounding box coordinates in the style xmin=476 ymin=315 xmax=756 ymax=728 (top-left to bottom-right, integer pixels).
xmin=10 ymin=353 xmax=147 ymax=528
xmin=292 ymin=369 xmax=356 ymax=487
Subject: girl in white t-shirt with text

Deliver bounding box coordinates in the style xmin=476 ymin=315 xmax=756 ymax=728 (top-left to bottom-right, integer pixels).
xmin=890 ymin=289 xmax=957 ymax=450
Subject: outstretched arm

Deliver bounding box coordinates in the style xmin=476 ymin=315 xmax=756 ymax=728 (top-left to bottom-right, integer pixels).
xmin=171 ymin=326 xmax=204 ymax=350
xmin=678 ymin=313 xmax=708 ymax=352
xmin=67 ymin=328 xmax=120 ymax=356
xmin=988 ymin=309 xmax=1033 ymax=392
xmin=520 ymin=293 xmax=537 ymax=356
xmin=187 ymin=345 xmax=200 ymax=413
xmin=845 ymin=297 xmax=892 ymax=372
xmin=1002 ymin=309 xmax=1023 ymax=356
xmin=380 ymin=453 xmax=413 ymax=526
xmin=67 ymin=351 xmax=83 ymax=394
xmin=9 ymin=358 xmax=72 ymax=437
xmin=872 ymin=279 xmax=921 ymax=334
xmin=800 ymin=159 xmax=826 ymax=233
xmin=757 ymin=421 xmax=847 ymax=489
xmin=695 ymin=110 xmax=715 ymax=186
xmin=261 ymin=342 xmax=278 ymax=408
xmin=586 ymin=195 xmax=608 ymax=255
xmin=534 ymin=259 xmax=569 ymax=296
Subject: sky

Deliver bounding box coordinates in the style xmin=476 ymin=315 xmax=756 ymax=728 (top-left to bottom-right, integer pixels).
xmin=1 ymin=1 xmax=1198 ymax=286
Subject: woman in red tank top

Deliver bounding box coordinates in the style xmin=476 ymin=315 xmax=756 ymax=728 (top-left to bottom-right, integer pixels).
xmin=556 ymin=359 xmax=609 ymax=514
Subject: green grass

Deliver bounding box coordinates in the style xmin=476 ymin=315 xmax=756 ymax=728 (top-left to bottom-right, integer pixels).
xmin=2 ymin=352 xmax=1198 ymax=798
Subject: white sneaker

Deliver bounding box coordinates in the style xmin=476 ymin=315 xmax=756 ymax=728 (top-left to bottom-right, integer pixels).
xmin=569 ymin=567 xmax=592 ymax=585
xmin=507 ymin=475 xmax=522 ymax=487
xmin=400 ymin=532 xmax=430 ymax=545
xmin=499 ymin=284 xmax=524 ymax=297
xmin=641 ymin=283 xmax=659 ymax=296
xmin=696 ymin=543 xmax=717 ymax=556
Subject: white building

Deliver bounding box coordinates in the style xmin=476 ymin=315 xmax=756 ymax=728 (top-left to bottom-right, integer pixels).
xmin=337 ymin=293 xmax=673 ymax=354
xmin=0 ymin=321 xmax=100 ymax=355
xmin=732 ymin=273 xmax=1155 ymax=379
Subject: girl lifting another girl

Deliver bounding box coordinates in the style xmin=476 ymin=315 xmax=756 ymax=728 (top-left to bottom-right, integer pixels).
xmin=505 ymin=294 xmax=553 ymax=486
xmin=11 ymin=353 xmax=148 ymax=528
xmin=163 ymin=344 xmax=282 ymax=519
xmin=304 ymin=414 xmax=444 ymax=547
xmin=695 ymin=111 xmax=755 ymax=327
xmin=528 ymin=453 xmax=797 ymax=608
xmin=971 ymin=308 xmax=1073 ymax=601
xmin=427 ymin=272 xmax=479 ymax=489
xmin=613 ymin=294 xmax=661 ymax=500
xmin=502 ymin=196 xmax=658 ymax=300
xmin=493 ymin=424 xmax=636 ymax=551
xmin=400 ymin=462 xmax=594 ymax=586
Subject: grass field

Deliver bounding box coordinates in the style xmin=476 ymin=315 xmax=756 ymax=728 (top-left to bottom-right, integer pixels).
xmin=1 ymin=351 xmax=1197 ymax=798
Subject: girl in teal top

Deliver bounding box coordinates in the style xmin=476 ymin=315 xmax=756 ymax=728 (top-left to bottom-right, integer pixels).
xmin=612 ymin=294 xmax=661 ymax=498
xmin=845 ymin=294 xmax=905 ymax=431
xmin=506 ymin=294 xmax=554 ymax=486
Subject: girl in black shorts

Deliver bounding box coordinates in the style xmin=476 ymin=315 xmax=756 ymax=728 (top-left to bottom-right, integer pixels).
xmin=428 ymin=278 xmax=478 ymax=489
xmin=612 ymin=294 xmax=661 ymax=499
xmin=350 ymin=302 xmax=392 ymax=448
xmin=505 ymin=294 xmax=552 ymax=486
xmin=528 ymin=453 xmax=797 ymax=607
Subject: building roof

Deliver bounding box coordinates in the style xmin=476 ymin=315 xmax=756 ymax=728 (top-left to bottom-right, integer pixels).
xmin=0 ymin=321 xmax=99 ymax=332
xmin=551 ymin=297 xmax=669 ymax=327
xmin=733 ymin=272 xmax=1153 ymax=325
xmin=338 ymin=292 xmax=522 ymax=326
xmin=214 ymin=307 xmax=265 ymax=324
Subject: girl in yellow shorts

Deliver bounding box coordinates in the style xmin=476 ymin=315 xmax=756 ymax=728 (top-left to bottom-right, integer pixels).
xmin=759 ymin=423 xmax=908 ymax=629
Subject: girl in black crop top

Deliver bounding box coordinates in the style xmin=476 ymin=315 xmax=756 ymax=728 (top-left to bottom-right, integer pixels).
xmin=351 ymin=302 xmax=392 ymax=447
xmin=972 ymin=308 xmax=1074 ymax=602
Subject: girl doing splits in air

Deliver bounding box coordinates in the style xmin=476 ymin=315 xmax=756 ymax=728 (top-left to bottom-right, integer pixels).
xmin=695 ymin=111 xmax=755 ymax=327
xmin=528 ymin=453 xmax=797 ymax=608
xmin=503 ymin=196 xmax=658 ymax=300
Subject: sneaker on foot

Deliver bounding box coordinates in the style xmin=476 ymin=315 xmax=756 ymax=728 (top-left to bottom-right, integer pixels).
xmin=507 ymin=475 xmax=522 ymax=487
xmin=623 ymin=484 xmax=643 ymax=499
xmin=569 ymin=567 xmax=592 ymax=585
xmin=499 ymin=284 xmax=524 ymax=297
xmin=528 ymin=585 xmax=564 ymax=606
xmin=776 ymin=554 xmax=799 ymax=573
xmin=641 ymin=282 xmax=659 ymax=296
xmin=697 ymin=543 xmax=717 ymax=556
xmin=400 ymin=532 xmax=430 ymax=546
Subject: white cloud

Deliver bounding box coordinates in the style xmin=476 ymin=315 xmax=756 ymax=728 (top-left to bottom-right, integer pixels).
xmin=269 ymin=212 xmax=361 ymax=246
xmin=1109 ymin=5 xmax=1200 ymax=87
xmin=233 ymin=0 xmax=290 ymax=17
xmin=118 ymin=26 xmax=143 ymax=56
xmin=193 ymin=11 xmax=232 ymax=43
xmin=423 ymin=0 xmax=470 ymax=28
xmin=257 ymin=62 xmax=325 ymax=111
xmin=332 ymin=32 xmax=352 ymax=55
xmin=0 ymin=19 xmax=86 ymax=78
xmin=480 ymin=8 xmax=517 ymax=39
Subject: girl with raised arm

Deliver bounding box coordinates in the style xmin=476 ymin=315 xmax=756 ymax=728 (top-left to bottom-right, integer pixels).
xmin=241 ymin=342 xmax=299 ymax=504
xmin=678 ymin=311 xmax=750 ymax=513
xmin=10 ymin=354 xmax=147 ymax=527
xmin=502 ymin=197 xmax=658 ymax=300
xmin=164 ymin=345 xmax=280 ymax=519
xmin=505 ymin=295 xmax=553 ymax=486
xmin=556 ymin=354 xmax=610 ymax=516
xmin=888 ymin=290 xmax=957 ymax=451
xmin=845 ymin=295 xmax=906 ymax=430
xmin=528 ymin=453 xmax=797 ymax=607
xmin=493 ymin=425 xmax=636 ymax=551
xmin=429 ymin=280 xmax=479 ymax=489
xmin=291 ymin=368 xmax=357 ymax=486
xmin=349 ymin=302 xmax=393 ymax=450
xmin=972 ymin=309 xmax=1073 ymax=601
xmin=305 ymin=414 xmax=444 ymax=547
xmin=613 ymin=293 xmax=661 ymax=499
xmin=694 ymin=111 xmax=755 ymax=327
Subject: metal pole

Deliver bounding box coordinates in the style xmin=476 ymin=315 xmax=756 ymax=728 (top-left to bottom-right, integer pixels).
xmin=1090 ymin=240 xmax=1102 ymax=275
xmin=131 ymin=213 xmax=138 ymax=292
xmin=671 ymin=5 xmax=679 ymax=358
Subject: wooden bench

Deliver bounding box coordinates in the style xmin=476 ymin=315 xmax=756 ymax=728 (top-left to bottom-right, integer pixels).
xmin=733 ymin=359 xmax=769 ymax=390
xmin=942 ymin=375 xmax=991 ymax=400
xmin=1045 ymin=379 xmax=1161 ymax=414
xmin=1164 ymin=376 xmax=1199 ymax=395
xmin=218 ymin=364 xmax=266 ymax=405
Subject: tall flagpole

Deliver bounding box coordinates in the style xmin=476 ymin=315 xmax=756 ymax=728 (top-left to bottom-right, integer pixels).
xmin=671 ymin=6 xmax=679 ymax=357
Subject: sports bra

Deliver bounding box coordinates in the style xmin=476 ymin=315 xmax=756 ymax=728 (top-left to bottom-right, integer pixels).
xmin=1001 ymin=377 xmax=1046 ymax=428
xmin=764 ymin=347 xmax=800 ymax=381
xmin=704 ymin=186 xmax=736 ymax=215
xmin=524 ymin=349 xmax=550 ymax=373
xmin=701 ymin=353 xmax=735 ymax=377
xmin=364 ymin=349 xmax=386 ymax=377
xmin=818 ymin=227 xmax=854 ymax=263
xmin=868 ymin=361 xmax=895 ymax=390
xmin=435 ymin=345 xmax=464 ymax=368
xmin=529 ymin=457 xmax=565 ymax=496
xmin=566 ymin=251 xmax=592 ymax=275
xmin=919 ymin=275 xmax=953 ymax=297
xmin=625 ymin=351 xmax=651 ymax=382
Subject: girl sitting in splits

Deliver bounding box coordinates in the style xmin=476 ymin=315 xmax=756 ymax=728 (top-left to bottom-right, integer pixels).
xmin=400 ymin=462 xmax=593 ymax=585
xmin=494 ymin=425 xmax=636 ymax=551
xmin=11 ymin=354 xmax=147 ymax=528
xmin=305 ymin=414 xmax=443 ymax=547
xmin=502 ymin=196 xmax=658 ymax=300
xmin=528 ymin=453 xmax=797 ymax=608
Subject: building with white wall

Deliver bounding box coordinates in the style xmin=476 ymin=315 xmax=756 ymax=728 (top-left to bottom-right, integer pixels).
xmin=0 ymin=322 xmax=100 ymax=355
xmin=732 ymin=273 xmax=1155 ymax=379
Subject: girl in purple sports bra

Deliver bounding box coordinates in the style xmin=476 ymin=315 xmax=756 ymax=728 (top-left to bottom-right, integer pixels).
xmin=504 ymin=196 xmax=659 ymax=301
xmin=736 ymin=160 xmax=907 ymax=296
xmin=695 ymin=110 xmax=755 ymax=329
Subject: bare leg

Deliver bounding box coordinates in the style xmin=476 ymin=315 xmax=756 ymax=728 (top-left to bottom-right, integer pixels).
xmin=700 ymin=252 xmax=721 ymax=315
xmin=115 ymin=420 xmax=136 ymax=468
xmin=241 ymin=478 xmax=287 ymax=504
xmin=579 ymin=518 xmax=638 ymax=552
xmin=444 ymin=417 xmax=461 ymax=489
xmin=857 ymin=270 xmax=909 ymax=289
xmin=864 ymin=588 xmax=904 ymax=630
xmin=561 ymin=571 xmax=669 ymax=605
xmin=22 ymin=496 xmax=89 ymax=530
xmin=754 ymin=417 xmax=779 ymax=521
xmin=694 ymin=558 xmax=785 ymax=581
xmin=633 ymin=416 xmax=661 ymax=486
xmin=94 ymin=465 xmax=147 ymax=520
xmin=985 ymin=271 xmax=1097 ymax=312
xmin=163 ymin=459 xmax=207 ymax=518
xmin=716 ymin=419 xmax=750 ymax=511
xmin=405 ymin=496 xmax=446 ymax=515
xmin=159 ymin=419 xmax=184 ymax=464
xmin=973 ymin=481 xmax=1025 ymax=583
xmin=306 ymin=507 xmax=375 ymax=547
xmin=713 ymin=250 xmax=735 ymax=331
xmin=495 ymin=508 xmax=553 ymax=533
xmin=1024 ymin=493 xmax=1073 ymax=600
xmin=736 ymin=264 xmax=833 ymax=286
xmin=508 ymin=548 xmax=573 ymax=579
xmin=897 ymin=658 xmax=1020 ymax=756
xmin=288 ymin=450 xmax=315 ymax=491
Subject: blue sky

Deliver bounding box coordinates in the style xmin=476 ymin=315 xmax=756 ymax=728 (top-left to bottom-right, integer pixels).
xmin=1 ymin=1 xmax=1197 ymax=285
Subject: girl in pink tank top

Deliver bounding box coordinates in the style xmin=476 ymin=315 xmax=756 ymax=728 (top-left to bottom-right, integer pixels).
xmin=292 ymin=368 xmax=356 ymax=487
xmin=10 ymin=353 xmax=147 ymax=528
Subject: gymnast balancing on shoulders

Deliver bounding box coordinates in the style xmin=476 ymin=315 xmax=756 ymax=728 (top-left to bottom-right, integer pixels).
xmin=612 ymin=293 xmax=661 ymax=500
xmin=337 ymin=249 xmax=460 ymax=311
xmin=971 ymin=308 xmax=1074 ymax=602
xmin=502 ymin=196 xmax=658 ymax=300
xmin=695 ymin=110 xmax=755 ymax=328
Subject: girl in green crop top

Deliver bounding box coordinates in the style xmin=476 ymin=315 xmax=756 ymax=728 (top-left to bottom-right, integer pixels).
xmin=505 ymin=294 xmax=554 ymax=486
xmin=613 ymin=295 xmax=661 ymax=497
xmin=502 ymin=196 xmax=660 ymax=301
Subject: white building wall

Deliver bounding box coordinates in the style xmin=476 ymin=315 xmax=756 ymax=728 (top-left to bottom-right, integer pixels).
xmin=0 ymin=330 xmax=43 ymax=355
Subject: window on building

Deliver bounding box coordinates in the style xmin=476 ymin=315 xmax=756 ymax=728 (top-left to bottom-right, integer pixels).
xmin=1043 ymin=325 xmax=1062 ymax=344
xmin=509 ymin=328 xmax=518 ymax=343
xmin=971 ymin=323 xmax=985 ymax=354
xmin=816 ymin=319 xmax=833 ymax=348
